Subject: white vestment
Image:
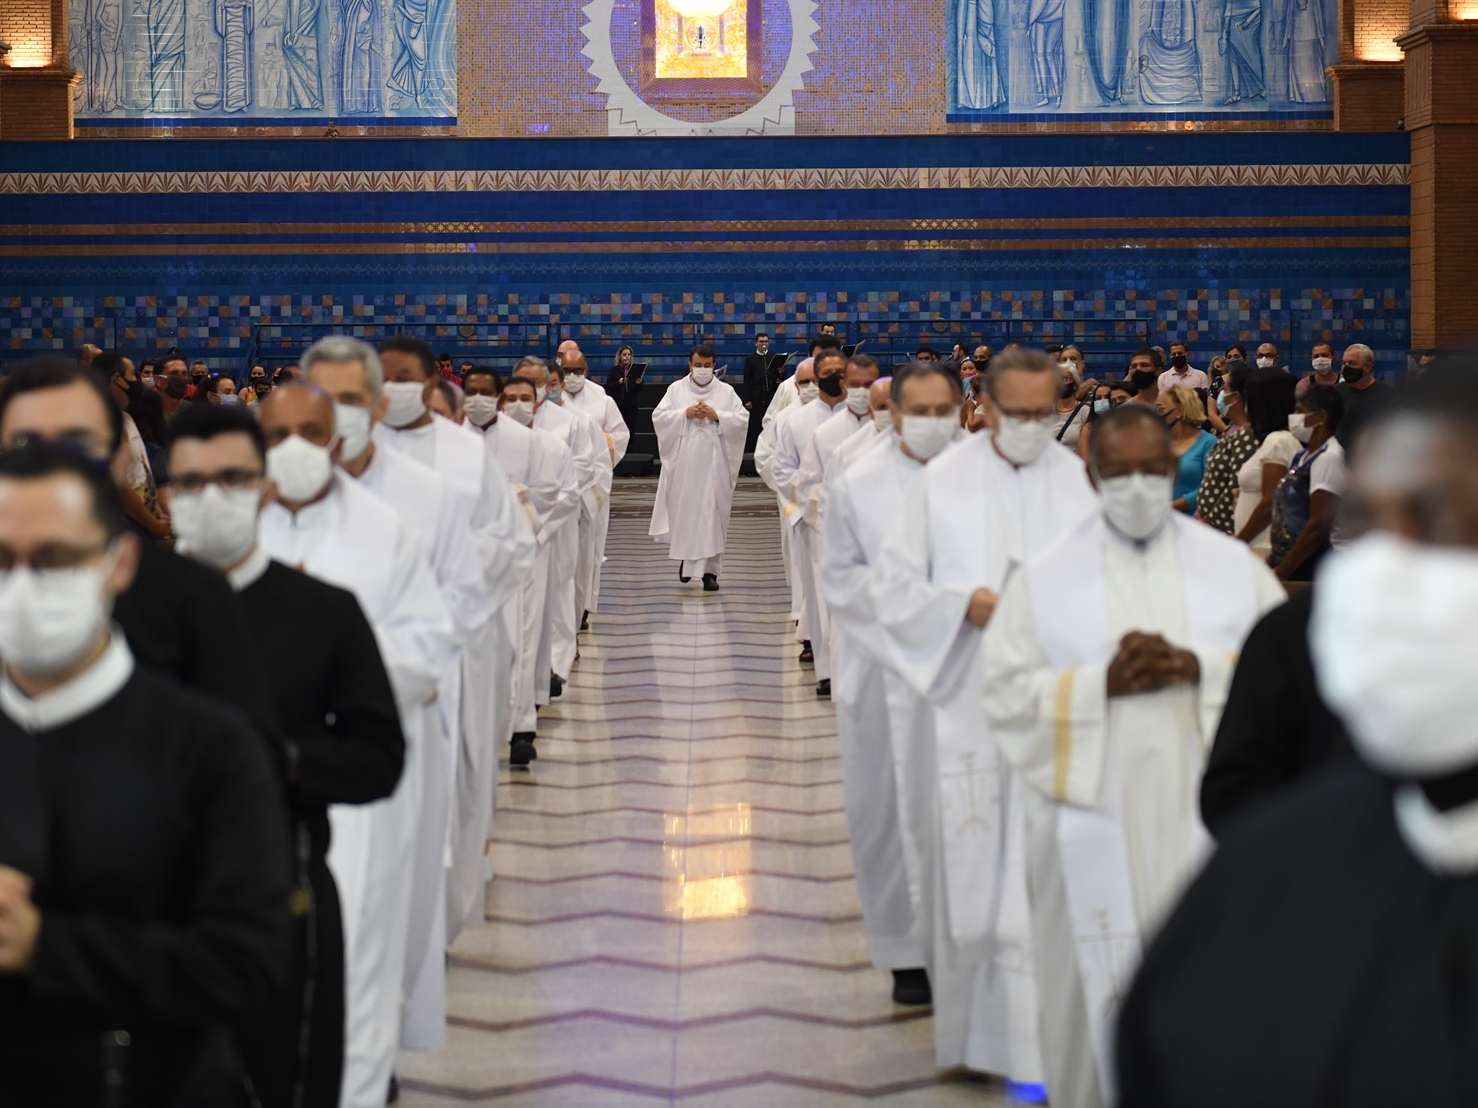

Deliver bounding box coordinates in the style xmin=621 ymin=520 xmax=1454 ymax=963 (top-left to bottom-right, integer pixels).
xmin=755 ymin=396 xmax=815 ymax=628
xmin=984 ymin=512 xmax=1283 ymax=1105
xmin=482 ymin=416 xmax=578 ymax=733
xmin=762 ymin=373 xmax=799 ymax=429
xmin=648 ymin=375 xmax=748 ymax=569
xmin=259 ymin=474 xmax=454 ymax=1108
xmin=531 ymin=401 xmax=600 ymax=680
xmin=871 ymin=434 xmax=1098 ymax=1082
xmin=795 ymin=405 xmax=867 ymax=683
xmin=774 ymin=400 xmax=846 ymax=675
xmin=828 ymin=419 xmax=892 ymax=481
xmin=558 ymin=399 xmax=612 ymax=624
xmin=566 ymin=378 xmax=630 ymax=614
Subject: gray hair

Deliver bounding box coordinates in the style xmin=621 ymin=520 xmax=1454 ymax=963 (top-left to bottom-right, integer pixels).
xmin=302 ymin=335 xmax=384 ymax=400
xmin=513 ymin=355 xmax=549 ymax=380
xmin=890 ymin=360 xmax=963 ymax=407
xmin=1345 ymin=342 xmax=1374 ymax=368
xmin=984 ymin=347 xmax=1057 ymax=401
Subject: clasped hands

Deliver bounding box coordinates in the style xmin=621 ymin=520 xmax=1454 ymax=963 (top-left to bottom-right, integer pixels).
xmin=685 ymin=402 xmax=719 ymax=423
xmin=1107 ymin=632 xmax=1199 ymax=697
xmin=0 ymin=866 xmax=39 ymax=973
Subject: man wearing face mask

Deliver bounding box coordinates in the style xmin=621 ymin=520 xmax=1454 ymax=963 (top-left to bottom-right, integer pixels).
xmin=1117 ymin=362 xmax=1478 ymax=1106
xmin=0 ymin=358 xmax=257 ymax=718
xmin=158 ymin=353 xmax=192 ymax=420
xmin=772 ymin=349 xmax=850 ymax=677
xmin=1300 ymin=341 xmax=1340 ymax=389
xmin=983 ymin=404 xmax=1284 ymax=1107
xmin=509 ymin=356 xmax=601 ymax=698
xmin=559 ymin=355 xmax=629 ymax=627
xmin=474 ymin=371 xmax=579 ymax=766
xmin=828 ymin=376 xmax=897 ymax=477
xmin=1335 ymin=342 xmax=1393 ymax=451
xmin=756 ymin=357 xmax=818 ymax=641
xmin=94 ymin=350 xmax=162 ymax=526
xmin=822 ymin=362 xmax=965 ymax=1010
xmin=794 ymin=354 xmax=883 ymax=698
xmin=867 ymin=348 xmax=1098 ymax=1093
xmin=648 ymin=344 xmax=749 ymax=592
xmin=167 ymin=402 xmax=405 ymax=1108
xmin=1254 ymin=341 xmax=1283 ymax=373
xmin=304 ymin=337 xmax=517 ymax=1029
xmin=256 ymin=384 xmax=456 ymax=1108
xmin=764 ymin=335 xmax=842 ymax=432
xmin=0 ymin=444 xmax=293 ymax=1108
xmin=1126 ymin=347 xmax=1162 ymax=409
xmin=1156 ymin=340 xmax=1208 ymax=392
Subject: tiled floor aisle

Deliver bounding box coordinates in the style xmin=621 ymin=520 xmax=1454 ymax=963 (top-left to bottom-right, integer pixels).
xmin=399 ymin=479 xmax=1009 ymax=1106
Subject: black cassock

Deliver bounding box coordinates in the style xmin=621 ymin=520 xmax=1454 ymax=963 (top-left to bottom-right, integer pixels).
xmin=0 ymin=664 xmax=292 ymax=1107
xmin=236 ymin=560 xmax=405 ymax=1108
xmin=1119 ymin=763 xmax=1478 ymax=1107
xmin=742 ymin=352 xmax=777 ymax=455
xmin=1199 ymin=589 xmax=1353 ymax=838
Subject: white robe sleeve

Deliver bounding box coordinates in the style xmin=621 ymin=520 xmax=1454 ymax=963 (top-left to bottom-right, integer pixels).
xmin=526 ymin=435 xmax=579 ymax=547
xmin=431 ymin=487 xmax=497 ymax=639
xmin=376 ymin=529 xmax=458 ymax=713
xmin=469 ymin=448 xmax=536 ymax=613
xmin=714 ymin=385 xmax=750 ymax=485
xmin=650 ymin=381 xmax=691 ymax=469
xmin=819 ymin=469 xmax=878 ymax=637
xmin=602 ymin=395 xmax=631 ymax=466
xmin=794 ymin=426 xmax=828 ymax=531
xmin=983 ymin=570 xmax=1108 ymax=807
xmin=770 ymin=412 xmax=806 ymax=518
xmin=754 ymin=415 xmax=783 ymax=492
xmin=762 ymin=376 xmax=795 ymax=430
xmin=1188 ymin=559 xmax=1288 ymax=751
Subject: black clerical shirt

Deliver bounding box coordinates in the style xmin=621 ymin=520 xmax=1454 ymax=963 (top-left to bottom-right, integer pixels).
xmin=0 ymin=640 xmax=291 ymax=1108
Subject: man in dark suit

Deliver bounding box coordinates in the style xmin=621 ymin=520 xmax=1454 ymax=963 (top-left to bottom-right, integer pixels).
xmin=742 ymin=332 xmax=782 ymax=460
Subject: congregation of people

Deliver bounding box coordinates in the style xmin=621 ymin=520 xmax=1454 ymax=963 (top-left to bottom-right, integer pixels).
xmin=2 ymin=324 xmax=1475 ymax=1108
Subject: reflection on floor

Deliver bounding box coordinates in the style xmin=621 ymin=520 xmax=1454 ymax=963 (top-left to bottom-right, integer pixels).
xmin=398 ymin=479 xmax=1012 ymax=1106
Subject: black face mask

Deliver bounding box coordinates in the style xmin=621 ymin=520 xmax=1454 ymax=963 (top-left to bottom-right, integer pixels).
xmin=1131 ymin=369 xmax=1158 ymax=389
xmin=115 ymin=375 xmax=142 ymax=401
xmin=1341 ymin=362 xmax=1366 ymax=384
xmin=1170 ymin=353 xmax=1188 ymax=369
xmin=817 ymin=373 xmax=843 ymax=398
xmin=1060 ymin=380 xmax=1076 ymax=399
xmin=164 ymin=378 xmax=189 ymax=399
xmin=250 ymin=375 xmax=266 ymax=387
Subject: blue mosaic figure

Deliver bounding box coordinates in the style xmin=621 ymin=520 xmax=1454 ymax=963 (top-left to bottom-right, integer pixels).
xmin=1138 ymin=0 xmax=1203 ymax=106
xmin=214 ymin=0 xmax=254 ymax=113
xmin=1218 ymin=0 xmax=1265 ymax=104
xmin=1081 ymin=0 xmax=1130 ymax=106
xmin=146 ymin=0 xmax=186 ymax=112
xmin=1276 ymin=0 xmax=1329 ymax=103
xmin=339 ymin=0 xmax=381 ymax=114
xmin=282 ymin=0 xmax=324 ymax=109
xmin=955 ymin=0 xmax=1005 ymax=109
xmin=1028 ymin=0 xmax=1065 ymax=108
xmin=388 ymin=0 xmax=431 ymax=105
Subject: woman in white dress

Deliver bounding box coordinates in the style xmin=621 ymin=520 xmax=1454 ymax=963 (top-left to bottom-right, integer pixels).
xmin=1233 ymin=367 xmax=1299 ymax=559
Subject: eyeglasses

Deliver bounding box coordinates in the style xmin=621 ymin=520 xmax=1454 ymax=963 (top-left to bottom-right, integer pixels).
xmin=171 ymin=468 xmax=264 ymax=494
xmin=994 ymin=406 xmax=1058 ymax=423
xmin=3 ymin=430 xmax=112 ymax=458
xmin=0 ymin=540 xmax=111 ymax=572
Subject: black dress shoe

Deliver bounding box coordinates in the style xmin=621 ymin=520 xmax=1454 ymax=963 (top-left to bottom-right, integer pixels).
xmin=799 ymin=640 xmax=814 ymax=665
xmin=388 ymin=1074 xmax=400 ymax=1103
xmin=550 ymin=674 xmax=565 ymax=700
xmin=816 ymin=679 xmax=831 ymax=699
xmin=679 ymin=566 xmax=691 ymax=584
xmin=510 ymin=734 xmax=537 ymax=767
xmin=891 ymin=968 xmax=932 ymax=1006
xmin=580 ymin=610 xmax=590 ymax=631
xmin=702 ymin=574 xmax=719 ymax=592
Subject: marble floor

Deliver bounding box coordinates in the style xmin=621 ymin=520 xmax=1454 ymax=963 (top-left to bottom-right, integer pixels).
xmin=399 ymin=479 xmax=1012 ymax=1106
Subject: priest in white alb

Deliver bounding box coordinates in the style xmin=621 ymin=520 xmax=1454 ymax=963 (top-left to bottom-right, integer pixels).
xmin=756 ymin=357 xmax=817 ymax=632
xmin=869 ymin=349 xmax=1098 ymax=1090
xmin=648 ymin=344 xmax=749 ymax=591
xmin=826 ymin=376 xmax=896 ymax=479
xmin=983 ymin=404 xmax=1284 ymax=1107
xmin=821 ymin=362 xmax=965 ymax=1006
xmin=562 ymin=351 xmax=629 ymax=621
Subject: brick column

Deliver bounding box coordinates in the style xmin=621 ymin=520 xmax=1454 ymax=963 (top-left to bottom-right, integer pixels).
xmin=0 ymin=0 xmax=78 ymax=140
xmin=1332 ymin=0 xmax=1407 ymax=130
xmin=1399 ymin=18 xmax=1478 ymax=347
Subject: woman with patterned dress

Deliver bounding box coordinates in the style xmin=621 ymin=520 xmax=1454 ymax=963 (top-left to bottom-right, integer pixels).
xmin=1195 ymin=359 xmax=1259 ymax=533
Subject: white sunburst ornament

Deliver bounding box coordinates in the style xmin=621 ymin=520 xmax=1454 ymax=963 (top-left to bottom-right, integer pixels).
xmin=580 ymin=0 xmax=819 ymax=136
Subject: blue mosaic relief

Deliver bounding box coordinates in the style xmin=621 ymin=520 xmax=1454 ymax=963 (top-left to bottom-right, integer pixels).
xmin=948 ymin=0 xmax=1335 ymax=121
xmin=69 ymin=0 xmax=457 ymax=125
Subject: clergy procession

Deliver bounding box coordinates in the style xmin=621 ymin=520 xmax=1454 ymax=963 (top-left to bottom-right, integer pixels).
xmin=3 ymin=327 xmax=1478 ymax=1108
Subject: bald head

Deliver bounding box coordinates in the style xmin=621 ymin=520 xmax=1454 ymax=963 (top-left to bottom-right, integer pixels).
xmin=259 ymin=382 xmax=338 ymax=450
xmin=794 ymin=358 xmax=817 ymax=386
xmin=557 ymin=340 xmax=581 ymax=366
xmin=869 ymin=377 xmax=893 ymax=413
xmin=78 ymin=344 xmax=102 ymax=366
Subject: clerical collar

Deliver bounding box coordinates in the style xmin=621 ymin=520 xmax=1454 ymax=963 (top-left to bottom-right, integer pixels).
xmin=227 ymin=545 xmax=271 ymax=592
xmin=0 ymin=630 xmax=134 ymax=734
xmin=1394 ymin=784 xmax=1478 ymax=876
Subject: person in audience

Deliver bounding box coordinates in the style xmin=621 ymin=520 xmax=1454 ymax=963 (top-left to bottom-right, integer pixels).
xmin=168 ymin=401 xmax=405 ymax=1108
xmin=1253 ymin=342 xmax=1280 ymax=371
xmin=138 ymin=359 xmax=159 ymax=390
xmin=94 ymin=350 xmax=161 ymax=521
xmin=1117 ymin=363 xmax=1478 ymax=1107
xmin=1204 ymin=355 xmax=1230 ymax=435
xmin=605 ymin=344 xmax=644 ymax=426
xmin=973 ymin=344 xmax=994 ymax=364
xmin=1127 ymin=347 xmax=1161 ymax=408
xmin=1052 ymin=358 xmax=1090 ymax=449
xmin=159 ymin=353 xmax=192 ymax=419
xmin=243 ymin=364 xmax=270 ymax=404
xmin=1158 ymin=339 xmax=1208 ymax=391
xmin=1233 ymin=367 xmax=1300 ymax=559
xmin=985 ymin=404 xmax=1284 ymax=1106
xmin=1336 ymin=342 xmax=1394 ymax=448
xmin=1194 ymin=359 xmax=1259 ymax=534
xmin=1157 ymin=385 xmax=1216 ymax=514
xmin=1301 ymin=340 xmax=1340 ymax=390
xmin=77 ymin=342 xmax=102 ymax=365
xmin=1224 ymin=342 xmax=1247 ymax=364
xmin=1269 ymin=384 xmax=1346 ymax=581
xmin=913 ymin=345 xmax=940 ymax=362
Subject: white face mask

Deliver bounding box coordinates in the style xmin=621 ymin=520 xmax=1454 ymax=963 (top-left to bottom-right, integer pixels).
xmin=534 ymin=384 xmax=548 ymax=405
xmin=564 ymin=373 xmax=586 ymax=394
xmin=1256 ymin=356 xmax=1276 ymax=370
xmin=382 ymin=380 xmax=426 ymax=428
xmin=691 ymin=366 xmax=715 ymax=387
xmin=172 ymin=485 xmax=261 ymax=569
xmin=1099 ymin=472 xmax=1173 ymax=542
xmin=900 ymin=414 xmax=956 ymax=461
xmin=503 ymin=399 xmax=536 ymax=427
xmin=465 ymin=395 xmax=499 ymax=426
xmin=547 ymin=386 xmax=564 ymax=404
xmin=267 ymin=434 xmax=335 ymax=504
xmin=871 ymin=408 xmax=892 ymax=432
xmin=334 ymin=402 xmax=373 ymax=462
xmin=1312 ymin=356 xmax=1334 ymax=374
xmin=1311 ymin=534 xmax=1478 ymax=776
xmin=993 ymin=414 xmax=1054 ymax=466
xmin=845 ymin=387 xmax=870 ymax=416
xmin=0 ymin=559 xmax=114 ymax=677
xmin=1288 ymin=412 xmax=1315 ymax=444
xmin=796 ymin=382 xmax=820 ymax=404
